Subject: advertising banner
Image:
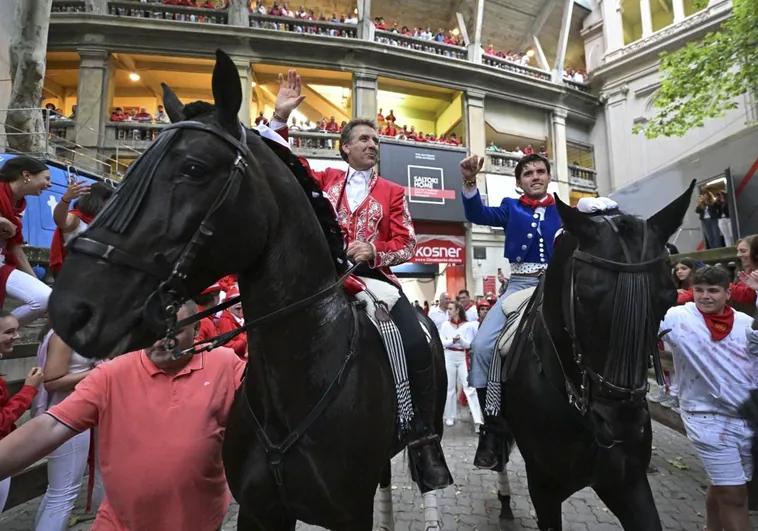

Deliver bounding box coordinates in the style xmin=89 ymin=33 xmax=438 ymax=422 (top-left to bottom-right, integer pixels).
xmin=410 ymin=234 xmax=466 ymax=265
xmin=379 ymin=141 xmax=467 ymax=222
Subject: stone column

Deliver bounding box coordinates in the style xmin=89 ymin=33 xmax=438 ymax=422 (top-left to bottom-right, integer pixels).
xmin=467 ymin=0 xmax=485 ymax=63
xmin=464 ymin=90 xmax=487 ymax=293
xmin=352 ymin=70 xmax=377 ymax=120
xmin=602 ymin=0 xmax=626 ymax=53
xmin=552 ymin=0 xmax=574 ymax=82
xmin=233 ymin=59 xmax=252 ymax=126
xmin=550 ymin=108 xmax=571 ymax=201
xmin=672 ymin=0 xmax=686 ymax=23
xmin=74 ymin=48 xmax=113 ymax=173
xmin=356 ymin=0 xmax=374 ymax=41
xmin=639 ymin=0 xmax=653 ymax=38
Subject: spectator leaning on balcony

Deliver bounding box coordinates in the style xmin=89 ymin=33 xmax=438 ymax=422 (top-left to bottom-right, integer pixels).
xmin=154 ymin=105 xmax=170 ymax=124
xmin=0 ymin=157 xmax=53 ymax=326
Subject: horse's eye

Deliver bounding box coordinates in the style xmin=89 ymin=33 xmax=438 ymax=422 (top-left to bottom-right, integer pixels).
xmin=181 ymin=162 xmax=207 ymax=179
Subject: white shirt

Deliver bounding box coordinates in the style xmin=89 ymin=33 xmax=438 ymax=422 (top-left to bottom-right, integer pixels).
xmin=464 ymin=303 xmax=478 ymax=322
xmin=440 ymin=320 xmax=477 ymax=350
xmin=660 ymin=302 xmax=758 ymax=416
xmin=428 ymin=306 xmax=448 ymax=332
xmin=345 ymin=167 xmax=372 ymax=211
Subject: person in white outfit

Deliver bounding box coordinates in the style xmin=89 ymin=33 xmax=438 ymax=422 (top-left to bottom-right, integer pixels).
xmin=440 ymin=301 xmax=483 ymax=430
xmin=33 ymin=328 xmax=104 ymax=530
xmin=427 ymin=292 xmax=449 ymax=332
xmin=0 ymin=156 xmax=53 ymax=326
xmin=660 ymin=265 xmax=757 ymax=531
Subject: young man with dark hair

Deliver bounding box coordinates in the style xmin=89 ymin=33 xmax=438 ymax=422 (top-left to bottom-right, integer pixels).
xmin=661 ymin=265 xmax=758 ymax=531
xmin=459 ymin=152 xmax=561 ymax=469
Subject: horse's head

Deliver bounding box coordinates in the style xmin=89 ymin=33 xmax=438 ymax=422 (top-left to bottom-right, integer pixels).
xmin=553 ymin=181 xmax=695 ymax=444
xmin=50 ymin=50 xmax=278 ymax=358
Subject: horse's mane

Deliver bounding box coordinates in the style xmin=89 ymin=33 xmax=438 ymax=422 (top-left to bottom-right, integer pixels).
xmin=181 ymin=102 xmax=347 ymax=275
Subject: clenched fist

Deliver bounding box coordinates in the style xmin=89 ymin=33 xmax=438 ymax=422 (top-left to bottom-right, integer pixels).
xmin=460 ymin=155 xmax=484 ymax=191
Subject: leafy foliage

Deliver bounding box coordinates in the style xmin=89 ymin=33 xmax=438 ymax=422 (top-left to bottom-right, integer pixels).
xmin=635 ymin=0 xmax=757 ymax=138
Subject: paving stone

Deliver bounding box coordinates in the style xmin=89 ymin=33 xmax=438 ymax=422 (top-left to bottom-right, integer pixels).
xmin=2 ymin=419 xmax=758 ymax=530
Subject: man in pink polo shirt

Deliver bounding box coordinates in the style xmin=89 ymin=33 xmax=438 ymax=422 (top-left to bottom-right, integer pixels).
xmin=0 ymin=301 xmax=246 ymax=530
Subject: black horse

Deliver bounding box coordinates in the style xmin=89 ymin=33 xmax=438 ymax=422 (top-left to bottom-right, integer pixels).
xmin=48 ymin=50 xmax=448 ymax=530
xmin=497 ymin=185 xmax=694 ymax=530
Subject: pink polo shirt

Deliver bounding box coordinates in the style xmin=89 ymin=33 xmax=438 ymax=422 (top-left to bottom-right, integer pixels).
xmin=48 ymin=347 xmax=246 ymax=531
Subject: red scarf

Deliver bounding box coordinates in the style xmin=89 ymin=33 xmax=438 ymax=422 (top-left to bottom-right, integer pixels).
xmin=49 ymin=209 xmax=94 ymax=272
xmin=0 ymin=182 xmax=26 ymax=306
xmin=519 ymin=194 xmax=555 ymax=209
xmin=698 ymin=305 xmax=735 ymax=341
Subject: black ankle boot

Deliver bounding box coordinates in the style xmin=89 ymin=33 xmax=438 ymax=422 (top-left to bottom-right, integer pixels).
xmin=406 ymin=366 xmax=454 ymax=492
xmin=474 ymin=422 xmax=502 ymax=470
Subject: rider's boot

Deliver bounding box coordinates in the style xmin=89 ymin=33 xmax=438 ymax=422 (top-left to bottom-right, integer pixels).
xmin=407 ymin=365 xmax=454 ymax=493
xmin=473 ymin=387 xmax=506 ymax=471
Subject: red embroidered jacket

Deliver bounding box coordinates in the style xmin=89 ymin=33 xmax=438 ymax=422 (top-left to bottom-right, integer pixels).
xmin=273 ymin=126 xmax=416 ymax=284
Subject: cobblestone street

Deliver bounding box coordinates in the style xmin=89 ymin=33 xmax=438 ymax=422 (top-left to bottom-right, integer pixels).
xmin=3 ymin=418 xmax=757 ymax=530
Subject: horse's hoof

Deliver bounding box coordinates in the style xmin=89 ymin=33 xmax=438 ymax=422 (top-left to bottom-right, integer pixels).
xmin=500 ymin=505 xmax=515 ymax=520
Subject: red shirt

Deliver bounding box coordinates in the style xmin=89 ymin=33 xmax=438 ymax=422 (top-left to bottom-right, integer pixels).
xmin=0 ymin=378 xmax=37 ymax=439
xmin=48 ymin=349 xmax=245 ymax=531
xmin=325 ymin=121 xmax=340 ymax=132
xmin=196 ymin=305 xmax=222 ymax=344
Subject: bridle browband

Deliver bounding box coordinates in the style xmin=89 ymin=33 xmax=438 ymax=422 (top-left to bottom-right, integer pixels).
xmin=562 ymin=215 xmax=665 ymax=414
xmin=66 ymin=119 xmax=358 ymax=356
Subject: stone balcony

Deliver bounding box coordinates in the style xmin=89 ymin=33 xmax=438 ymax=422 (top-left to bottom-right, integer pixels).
xmin=48 ymin=0 xmax=598 ymax=122
xmin=485 ymin=152 xmax=597 ymax=190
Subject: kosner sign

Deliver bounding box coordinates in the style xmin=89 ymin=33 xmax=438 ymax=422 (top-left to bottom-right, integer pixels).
xmin=410 ymin=235 xmax=466 ymax=265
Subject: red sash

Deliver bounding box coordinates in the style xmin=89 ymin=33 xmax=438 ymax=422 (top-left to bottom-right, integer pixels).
xmin=49 ymin=209 xmax=94 ymax=272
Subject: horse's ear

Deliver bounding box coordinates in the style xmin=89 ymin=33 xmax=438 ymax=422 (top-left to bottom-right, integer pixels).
xmin=554 ymin=193 xmax=593 ymax=238
xmin=211 ymin=49 xmax=242 ymax=132
xmin=161 ymin=83 xmax=185 ymax=123
xmin=647 ymin=179 xmax=697 ymax=241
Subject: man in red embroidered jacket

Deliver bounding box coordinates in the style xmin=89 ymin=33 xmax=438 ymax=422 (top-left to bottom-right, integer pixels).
xmin=267 ymin=70 xmax=453 ymax=492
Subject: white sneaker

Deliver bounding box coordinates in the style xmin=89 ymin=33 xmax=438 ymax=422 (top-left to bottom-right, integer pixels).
xmin=445 ymin=419 xmax=454 ymax=427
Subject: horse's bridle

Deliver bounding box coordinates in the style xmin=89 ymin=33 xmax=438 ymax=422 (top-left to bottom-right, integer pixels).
xmin=67 ymin=120 xmax=252 ymax=349
xmin=563 ymin=215 xmax=665 ymax=414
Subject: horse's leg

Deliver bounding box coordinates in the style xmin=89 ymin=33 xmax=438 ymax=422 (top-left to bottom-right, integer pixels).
xmin=525 ymin=468 xmax=563 ymax=531
xmin=422 ymin=491 xmax=441 ymax=531
xmin=376 ymin=462 xmax=395 ymax=531
xmin=237 ymin=503 xmax=296 ymax=531
xmin=497 ymin=431 xmax=515 ymax=520
xmin=593 ymin=476 xmax=663 ymax=531
xmin=497 ymin=470 xmax=515 ymax=520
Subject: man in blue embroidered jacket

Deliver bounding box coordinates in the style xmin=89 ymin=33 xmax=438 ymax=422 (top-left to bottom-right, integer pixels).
xmin=459 ymin=153 xmax=561 ymax=470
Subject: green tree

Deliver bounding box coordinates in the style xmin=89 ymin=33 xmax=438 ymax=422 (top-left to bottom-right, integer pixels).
xmin=635 ymin=0 xmax=757 ymax=139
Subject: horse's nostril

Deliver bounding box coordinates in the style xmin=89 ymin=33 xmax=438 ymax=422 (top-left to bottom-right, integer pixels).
xmin=70 ymin=303 xmax=94 ymax=334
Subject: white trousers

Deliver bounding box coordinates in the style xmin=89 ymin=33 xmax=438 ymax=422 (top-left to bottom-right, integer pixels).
xmin=718 ymin=218 xmax=734 ymax=247
xmin=444 ymin=349 xmax=483 ymax=425
xmin=6 ymin=268 xmax=51 ymax=326
xmin=35 ymin=430 xmax=104 ymax=531
xmin=0 ymin=476 xmax=10 ymax=513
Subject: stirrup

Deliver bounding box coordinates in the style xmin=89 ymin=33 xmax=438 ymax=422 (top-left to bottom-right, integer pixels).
xmin=408 ymin=433 xmax=441 ymax=449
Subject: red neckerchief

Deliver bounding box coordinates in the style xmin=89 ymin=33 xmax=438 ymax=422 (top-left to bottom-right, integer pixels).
xmin=49 ymin=209 xmax=94 ymax=272
xmin=464 ymin=301 xmax=475 ymax=312
xmin=519 ymin=194 xmax=555 ymax=209
xmin=698 ymin=305 xmax=735 ymax=341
